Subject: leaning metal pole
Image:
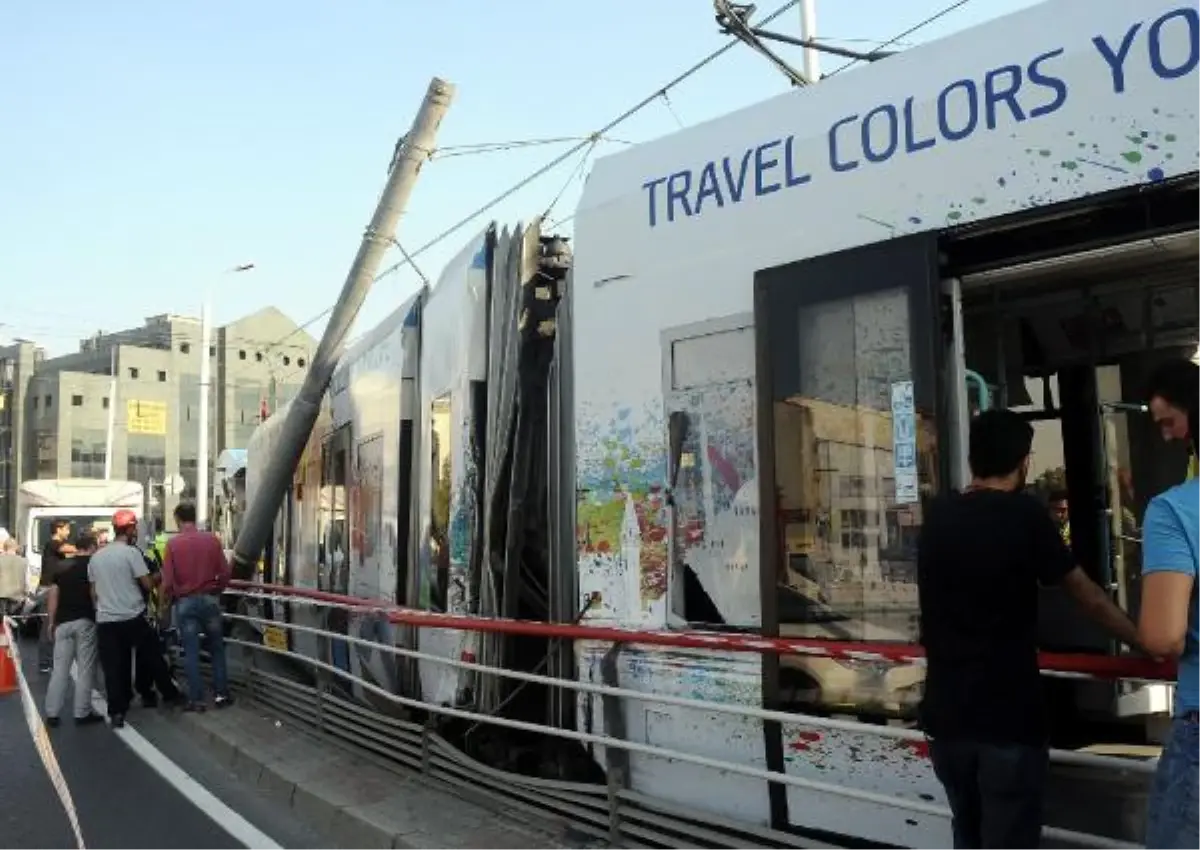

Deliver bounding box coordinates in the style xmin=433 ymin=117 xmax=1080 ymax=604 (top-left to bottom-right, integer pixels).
xmin=231 ymin=76 xmax=455 ymax=579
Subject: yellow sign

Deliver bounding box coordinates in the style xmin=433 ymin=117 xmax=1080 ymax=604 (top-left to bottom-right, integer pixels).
xmin=126 ymin=399 xmax=167 ymax=435
xmin=262 ymin=625 xmax=288 ymax=652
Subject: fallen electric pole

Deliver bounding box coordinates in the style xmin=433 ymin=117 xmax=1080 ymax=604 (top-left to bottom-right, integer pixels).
xmin=231 ymin=76 xmax=456 ymax=579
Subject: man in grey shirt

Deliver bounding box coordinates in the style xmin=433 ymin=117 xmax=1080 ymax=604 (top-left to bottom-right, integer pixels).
xmin=88 ymin=510 xmax=180 ymax=727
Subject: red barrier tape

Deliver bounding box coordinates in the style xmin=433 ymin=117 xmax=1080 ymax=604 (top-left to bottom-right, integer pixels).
xmin=228 ymin=580 xmax=1177 ymax=683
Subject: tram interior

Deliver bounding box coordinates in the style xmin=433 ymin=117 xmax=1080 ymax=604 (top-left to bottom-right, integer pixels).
xmin=957 ymin=228 xmax=1199 ymax=741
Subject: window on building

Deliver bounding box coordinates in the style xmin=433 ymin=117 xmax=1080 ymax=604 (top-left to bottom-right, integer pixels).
xmin=282 ymin=355 xmax=291 ymax=367
xmin=70 ymin=431 xmax=107 ymax=479
xmin=127 ymin=434 xmax=166 ymax=486
xmin=239 ymin=350 xmax=247 ymax=360
xmin=180 ymin=342 xmax=191 ymax=354
xmin=32 ymin=396 xmax=38 ymax=410
xmin=178 ymin=457 xmax=198 ymax=500
xmin=298 ymin=358 xmax=306 ymax=368
xmin=44 ymin=395 xmax=52 ymax=409
xmin=129 ymin=367 xmax=139 ymax=379
xmin=36 ymin=432 xmax=56 ymax=477
xmin=102 ymin=397 xmax=110 ymax=410
xmin=209 ymin=346 xmax=216 ymax=357
xmin=157 ymin=370 xmax=167 ymax=382
xmin=255 ymin=352 xmax=263 ymax=362
xmin=71 ymin=395 xmax=83 ymax=407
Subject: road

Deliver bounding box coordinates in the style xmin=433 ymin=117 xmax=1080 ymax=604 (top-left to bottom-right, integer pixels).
xmin=0 ymin=638 xmax=325 ymax=849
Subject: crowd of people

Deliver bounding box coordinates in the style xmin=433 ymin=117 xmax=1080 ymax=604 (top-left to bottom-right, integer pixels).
xmin=918 ymin=357 xmax=1198 ymax=849
xmin=12 ymin=502 xmax=235 ymax=729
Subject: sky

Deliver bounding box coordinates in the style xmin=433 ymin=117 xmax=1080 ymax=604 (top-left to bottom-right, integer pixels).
xmin=0 ymin=0 xmax=1041 ymax=356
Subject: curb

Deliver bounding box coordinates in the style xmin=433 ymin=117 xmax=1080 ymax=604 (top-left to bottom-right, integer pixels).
xmin=177 ymin=706 xmax=578 ymax=849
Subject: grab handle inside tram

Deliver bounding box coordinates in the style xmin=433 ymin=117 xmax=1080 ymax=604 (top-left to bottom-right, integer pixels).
xmin=965 ymin=369 xmax=991 ymax=413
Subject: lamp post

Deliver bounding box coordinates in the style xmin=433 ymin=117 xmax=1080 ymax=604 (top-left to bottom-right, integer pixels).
xmin=198 ymin=262 xmax=255 ymax=529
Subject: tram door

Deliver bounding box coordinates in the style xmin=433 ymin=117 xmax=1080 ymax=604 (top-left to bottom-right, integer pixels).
xmin=754 ymin=233 xmax=947 ymax=846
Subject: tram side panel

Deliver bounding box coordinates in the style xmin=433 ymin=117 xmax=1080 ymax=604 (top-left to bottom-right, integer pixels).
xmin=413 ymin=230 xmax=492 ymax=707
xmin=332 ymin=293 xmax=422 ymax=708
xmin=569 ymin=0 xmax=1196 ymax=844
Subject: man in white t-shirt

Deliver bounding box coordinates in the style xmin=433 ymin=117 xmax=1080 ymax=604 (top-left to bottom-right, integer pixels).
xmin=88 ymin=510 xmax=181 ymax=727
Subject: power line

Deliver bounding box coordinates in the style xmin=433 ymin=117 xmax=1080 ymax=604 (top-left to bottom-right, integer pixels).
xmin=46 ymin=0 xmax=804 ymax=362
xmin=826 ymin=0 xmax=974 ymax=77
xmin=370 ymin=0 xmax=802 ymax=282
xmin=260 ymin=0 xmax=803 ymax=350
xmin=542 ymin=140 xmax=599 ymax=221
xmin=432 ymin=135 xmax=635 ymax=160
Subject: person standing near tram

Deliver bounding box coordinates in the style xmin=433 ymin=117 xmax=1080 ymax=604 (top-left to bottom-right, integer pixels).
xmin=1146 ymin=358 xmax=1198 ymax=479
xmin=917 ymin=409 xmax=1143 ymax=849
xmin=1137 ymin=357 xmax=1198 ymax=849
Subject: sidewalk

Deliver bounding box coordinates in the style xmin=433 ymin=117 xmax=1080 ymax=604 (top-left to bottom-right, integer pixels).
xmin=178 ymin=702 xmax=581 ymax=849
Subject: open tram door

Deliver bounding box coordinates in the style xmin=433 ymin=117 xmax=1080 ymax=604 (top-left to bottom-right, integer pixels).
xmin=754 ymin=233 xmax=947 ymax=845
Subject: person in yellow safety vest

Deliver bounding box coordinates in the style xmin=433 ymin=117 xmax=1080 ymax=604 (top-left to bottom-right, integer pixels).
xmin=141 ymin=529 xmax=170 ymax=624
xmin=1146 ymin=359 xmax=1198 ymax=481
xmin=1048 ymin=489 xmax=1071 ymax=547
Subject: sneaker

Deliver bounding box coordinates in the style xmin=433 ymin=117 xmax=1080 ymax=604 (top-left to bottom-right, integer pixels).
xmin=214 ymin=694 xmax=234 ymax=710
xmin=74 ymin=712 xmax=105 ymax=726
xmin=45 ymin=716 xmax=60 ymax=728
xmin=39 ymin=664 xmax=52 ymax=675
xmin=110 ymin=713 xmax=126 ymax=729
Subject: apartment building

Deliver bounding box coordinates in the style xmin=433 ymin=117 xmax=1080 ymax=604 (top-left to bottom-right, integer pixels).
xmin=0 ymin=307 xmax=314 ymax=530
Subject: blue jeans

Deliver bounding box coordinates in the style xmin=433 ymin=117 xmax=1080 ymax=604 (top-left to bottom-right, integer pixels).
xmin=174 ymin=594 xmax=228 ymax=703
xmin=1146 ymin=714 xmax=1199 ymax=849
xmin=929 ymin=737 xmax=1048 ymax=848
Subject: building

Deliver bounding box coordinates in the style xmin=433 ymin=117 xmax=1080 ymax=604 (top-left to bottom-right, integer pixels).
xmin=0 ymin=340 xmax=43 ymax=532
xmin=0 ymin=308 xmax=315 ymax=531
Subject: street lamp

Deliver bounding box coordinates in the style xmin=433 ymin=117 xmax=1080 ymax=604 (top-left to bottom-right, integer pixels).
xmin=198 ymin=262 xmax=256 ymax=529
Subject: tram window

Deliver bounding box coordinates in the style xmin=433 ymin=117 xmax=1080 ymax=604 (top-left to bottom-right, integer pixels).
xmin=769 ymin=285 xmax=937 ymax=718
xmin=774 ymin=287 xmax=937 ymax=639
xmin=423 ymin=394 xmax=452 ymax=612
xmin=318 ymin=426 xmax=350 ymax=595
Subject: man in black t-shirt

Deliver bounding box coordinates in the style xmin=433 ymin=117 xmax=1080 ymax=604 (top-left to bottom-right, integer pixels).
xmin=917 ymin=410 xmax=1142 ymax=849
xmin=37 ymin=520 xmax=77 ymax=673
xmin=44 ymin=531 xmax=104 ymax=726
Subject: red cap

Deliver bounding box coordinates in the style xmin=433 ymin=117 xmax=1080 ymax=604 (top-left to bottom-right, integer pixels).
xmin=112 ymin=509 xmax=138 ymax=530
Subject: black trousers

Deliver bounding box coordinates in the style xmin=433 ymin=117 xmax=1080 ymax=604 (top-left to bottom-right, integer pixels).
xmin=929 ymin=737 xmax=1049 ymax=849
xmin=97 ymin=616 xmax=179 ymax=716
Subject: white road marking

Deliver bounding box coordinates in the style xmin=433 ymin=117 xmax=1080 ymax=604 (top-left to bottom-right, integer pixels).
xmin=76 ymin=669 xmax=282 ymax=850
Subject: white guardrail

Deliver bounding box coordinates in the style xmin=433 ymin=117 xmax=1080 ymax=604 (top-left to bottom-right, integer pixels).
xmin=216 ymin=585 xmax=1159 ymax=850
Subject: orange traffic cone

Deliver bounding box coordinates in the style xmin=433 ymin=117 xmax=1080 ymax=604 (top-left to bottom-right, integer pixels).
xmin=0 ymin=626 xmax=18 ymax=695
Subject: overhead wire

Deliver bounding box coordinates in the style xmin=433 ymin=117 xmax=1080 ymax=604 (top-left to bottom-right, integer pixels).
xmin=826 ymin=0 xmax=974 ymax=77
xmin=432 ymin=135 xmax=635 ymax=160
xmin=542 ymin=140 xmax=599 ymax=222
xmin=258 ymin=0 xmax=804 ymax=351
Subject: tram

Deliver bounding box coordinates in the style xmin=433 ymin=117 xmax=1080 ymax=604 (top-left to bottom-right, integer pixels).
xmin=245 ymin=0 xmax=1199 ymax=844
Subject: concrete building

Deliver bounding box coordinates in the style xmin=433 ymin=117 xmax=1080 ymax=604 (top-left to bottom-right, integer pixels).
xmin=0 ymin=340 xmax=43 ymax=532
xmin=0 ymin=308 xmax=314 ymax=531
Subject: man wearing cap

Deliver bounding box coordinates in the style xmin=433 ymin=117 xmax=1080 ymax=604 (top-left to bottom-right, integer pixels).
xmin=88 ymin=509 xmax=181 ymax=727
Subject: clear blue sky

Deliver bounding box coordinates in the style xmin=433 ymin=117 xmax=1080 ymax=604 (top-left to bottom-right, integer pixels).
xmin=0 ymin=0 xmax=1038 ymax=355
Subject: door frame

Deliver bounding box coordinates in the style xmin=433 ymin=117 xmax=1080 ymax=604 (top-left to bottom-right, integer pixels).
xmin=752 ymin=233 xmax=945 ymax=831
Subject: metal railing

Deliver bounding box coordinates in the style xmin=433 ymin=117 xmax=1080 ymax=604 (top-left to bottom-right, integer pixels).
xmin=213 ymin=582 xmax=1166 ymax=849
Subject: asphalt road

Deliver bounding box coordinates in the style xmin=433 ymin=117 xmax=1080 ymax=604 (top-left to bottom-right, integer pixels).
xmin=0 ymin=638 xmax=326 ymax=849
